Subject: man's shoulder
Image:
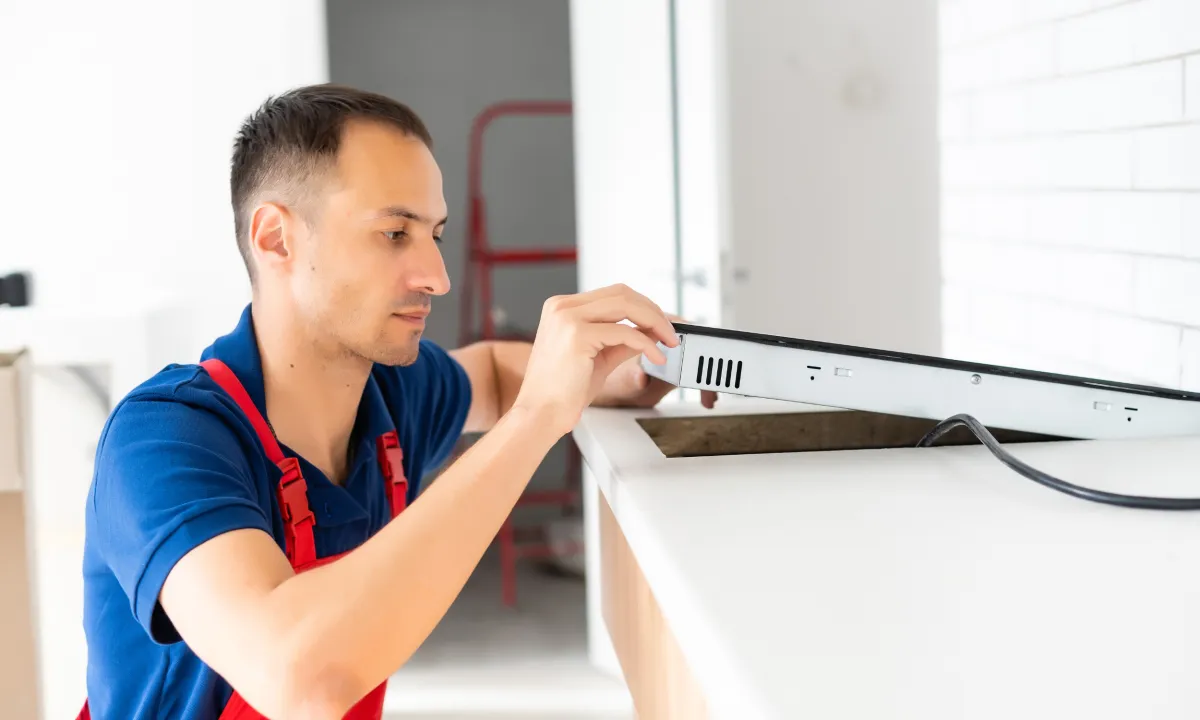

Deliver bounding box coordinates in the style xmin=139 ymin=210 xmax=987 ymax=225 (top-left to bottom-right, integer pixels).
xmin=97 ymin=362 xmax=254 ymax=463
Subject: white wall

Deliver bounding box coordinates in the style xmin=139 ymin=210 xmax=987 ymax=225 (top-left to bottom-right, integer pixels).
xmin=0 ymin=0 xmax=328 ymax=364
xmin=940 ymin=0 xmax=1200 ymax=389
xmin=0 ymin=3 xmax=328 ymax=716
xmin=725 ymin=0 xmax=942 ymax=355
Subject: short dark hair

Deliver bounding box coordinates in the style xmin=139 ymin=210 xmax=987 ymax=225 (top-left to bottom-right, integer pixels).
xmin=230 ymin=83 xmax=433 ymax=281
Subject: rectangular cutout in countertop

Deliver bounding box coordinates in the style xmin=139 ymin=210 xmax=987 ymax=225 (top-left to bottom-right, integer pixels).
xmin=636 ymin=410 xmax=1069 ymax=458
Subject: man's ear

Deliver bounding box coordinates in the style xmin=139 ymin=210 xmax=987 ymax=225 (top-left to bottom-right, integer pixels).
xmin=248 ymin=202 xmax=295 ymax=275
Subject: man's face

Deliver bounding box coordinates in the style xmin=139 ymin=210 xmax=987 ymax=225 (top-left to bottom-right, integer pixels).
xmin=293 ymin=120 xmax=450 ymax=366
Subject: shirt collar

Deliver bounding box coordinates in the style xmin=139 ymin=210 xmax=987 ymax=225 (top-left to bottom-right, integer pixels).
xmin=200 ymin=304 xmax=397 ymax=453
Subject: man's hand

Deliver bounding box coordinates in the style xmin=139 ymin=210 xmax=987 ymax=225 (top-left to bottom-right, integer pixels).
xmin=512 ymin=284 xmax=680 ymax=436
xmin=592 ymin=312 xmax=718 ymax=411
xmin=592 ymin=352 xmax=718 ymax=410
xmin=452 ymin=299 xmax=717 ymax=435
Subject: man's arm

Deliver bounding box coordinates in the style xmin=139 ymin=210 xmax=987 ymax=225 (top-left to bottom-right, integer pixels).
xmin=451 ymin=325 xmax=715 ymax=435
xmin=158 ymin=285 xmax=677 ymax=719
xmin=449 ymin=341 xmax=532 ymax=434
xmin=162 ymin=403 xmax=562 ymax=718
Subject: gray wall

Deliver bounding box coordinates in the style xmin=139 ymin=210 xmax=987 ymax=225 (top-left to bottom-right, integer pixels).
xmin=327 ymin=0 xmax=577 ymax=351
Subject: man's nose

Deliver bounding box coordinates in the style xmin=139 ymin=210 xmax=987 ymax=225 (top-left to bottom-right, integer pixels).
xmin=408 ymin=234 xmax=451 ymax=296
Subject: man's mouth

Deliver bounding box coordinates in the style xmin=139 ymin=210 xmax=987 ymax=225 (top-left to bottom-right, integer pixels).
xmin=394 ymin=310 xmax=429 ymax=325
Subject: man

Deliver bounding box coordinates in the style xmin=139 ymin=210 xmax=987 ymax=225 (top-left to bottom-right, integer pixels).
xmin=80 ymin=84 xmax=714 ymax=719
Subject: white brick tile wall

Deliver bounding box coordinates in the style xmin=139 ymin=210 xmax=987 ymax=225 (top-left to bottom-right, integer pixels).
xmin=940 ymin=0 xmax=1200 ymax=389
xmin=1048 ymin=133 xmax=1135 ymax=187
xmin=1027 ymin=0 xmax=1093 ymax=25
xmin=967 ymin=0 xmax=1025 ymax=40
xmin=1133 ymin=257 xmax=1200 ymax=326
xmin=1187 ymin=55 xmax=1200 ymax=119
xmin=1133 ymin=124 xmax=1200 ymax=188
xmin=1182 ymin=329 xmax=1200 ymax=389
xmin=1181 ymin=195 xmax=1200 ymax=258
xmin=942 ymin=134 xmax=1135 ymax=190
xmin=1056 ymin=2 xmax=1144 ymax=73
xmin=940 ymin=2 xmax=970 ymax=48
xmin=941 ymin=282 xmax=972 ymax=334
xmin=1021 ymin=61 xmax=1183 ymax=134
xmin=942 ymin=192 xmax=1029 ymax=239
xmin=944 ymin=237 xmax=1136 ymax=313
xmin=1091 ymin=0 xmax=1139 ymax=11
xmin=1027 ymin=192 xmax=1183 ymax=255
xmin=940 ymin=96 xmax=972 ymax=139
xmin=943 ymin=25 xmax=1057 ymax=92
xmin=1131 ymin=0 xmax=1200 ymax=63
xmin=969 ymin=292 xmax=1182 ymax=386
xmin=1093 ymin=192 xmax=1184 ymax=255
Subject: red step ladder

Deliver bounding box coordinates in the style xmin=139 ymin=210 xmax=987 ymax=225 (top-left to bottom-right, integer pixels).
xmin=457 ymin=100 xmax=583 ymax=607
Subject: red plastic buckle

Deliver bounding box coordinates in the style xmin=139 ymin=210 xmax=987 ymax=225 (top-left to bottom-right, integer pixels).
xmin=377 ymin=431 xmax=408 ymax=516
xmin=276 ymin=457 xmax=315 ymax=528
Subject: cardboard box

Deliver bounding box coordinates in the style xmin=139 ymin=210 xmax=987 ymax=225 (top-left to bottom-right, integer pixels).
xmin=0 ymin=350 xmax=39 ymax=720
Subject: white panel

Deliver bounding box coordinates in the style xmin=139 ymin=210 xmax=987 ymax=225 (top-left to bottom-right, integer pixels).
xmin=674 ymin=0 xmax=731 ymax=327
xmin=725 ymin=0 xmax=941 ymax=355
xmin=570 ymin=0 xmax=679 ymax=312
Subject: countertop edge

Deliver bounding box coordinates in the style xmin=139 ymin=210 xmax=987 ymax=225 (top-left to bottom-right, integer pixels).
xmin=573 ymin=403 xmax=783 ymax=720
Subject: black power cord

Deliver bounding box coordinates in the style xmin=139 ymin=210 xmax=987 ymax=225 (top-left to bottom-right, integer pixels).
xmin=917 ymin=413 xmax=1200 ymax=510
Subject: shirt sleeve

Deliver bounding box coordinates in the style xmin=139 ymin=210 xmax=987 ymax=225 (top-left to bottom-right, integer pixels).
xmin=398 ymin=338 xmax=473 ymax=473
xmin=89 ymin=391 xmax=273 ymax=645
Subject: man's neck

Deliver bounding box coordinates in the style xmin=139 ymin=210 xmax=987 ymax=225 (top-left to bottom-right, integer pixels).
xmin=251 ymin=301 xmax=371 ymax=486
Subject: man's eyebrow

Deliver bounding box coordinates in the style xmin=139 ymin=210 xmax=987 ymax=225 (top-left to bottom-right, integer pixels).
xmin=372 ymin=206 xmax=448 ymax=226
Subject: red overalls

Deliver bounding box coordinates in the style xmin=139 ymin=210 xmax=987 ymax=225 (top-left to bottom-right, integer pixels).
xmin=77 ymin=358 xmax=408 ymax=719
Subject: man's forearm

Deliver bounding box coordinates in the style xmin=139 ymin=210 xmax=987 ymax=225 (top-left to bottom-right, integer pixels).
xmin=262 ymin=403 xmax=560 ymax=715
xmin=490 ymin=340 xmax=533 ymax=418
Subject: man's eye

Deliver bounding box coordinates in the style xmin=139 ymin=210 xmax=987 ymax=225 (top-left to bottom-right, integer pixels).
xmin=433 ymin=235 xmax=443 ymax=244
xmin=384 ymin=230 xmax=407 ymax=242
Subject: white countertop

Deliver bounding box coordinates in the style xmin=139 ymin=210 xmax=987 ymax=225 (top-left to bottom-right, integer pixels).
xmin=574 ymin=398 xmax=1200 ymax=720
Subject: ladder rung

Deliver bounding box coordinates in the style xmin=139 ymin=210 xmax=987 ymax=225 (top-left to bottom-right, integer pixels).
xmin=476 ymin=248 xmax=577 ymax=264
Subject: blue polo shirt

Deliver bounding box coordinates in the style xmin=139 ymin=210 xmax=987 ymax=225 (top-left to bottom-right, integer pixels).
xmin=81 ymin=305 xmax=472 ymax=719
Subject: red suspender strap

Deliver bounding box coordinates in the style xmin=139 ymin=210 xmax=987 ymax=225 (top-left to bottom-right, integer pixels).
xmin=200 ymin=359 xmax=317 ymax=568
xmin=377 ymin=431 xmax=407 ymax=518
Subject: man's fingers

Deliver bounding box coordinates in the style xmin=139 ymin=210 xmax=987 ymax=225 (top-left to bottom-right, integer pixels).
xmin=545 ymin=283 xmax=654 ymax=312
xmin=544 ymin=284 xmax=677 ymax=347
xmin=572 ymin=296 xmax=677 ymax=347
xmin=589 ymin=323 xmax=666 ymax=365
